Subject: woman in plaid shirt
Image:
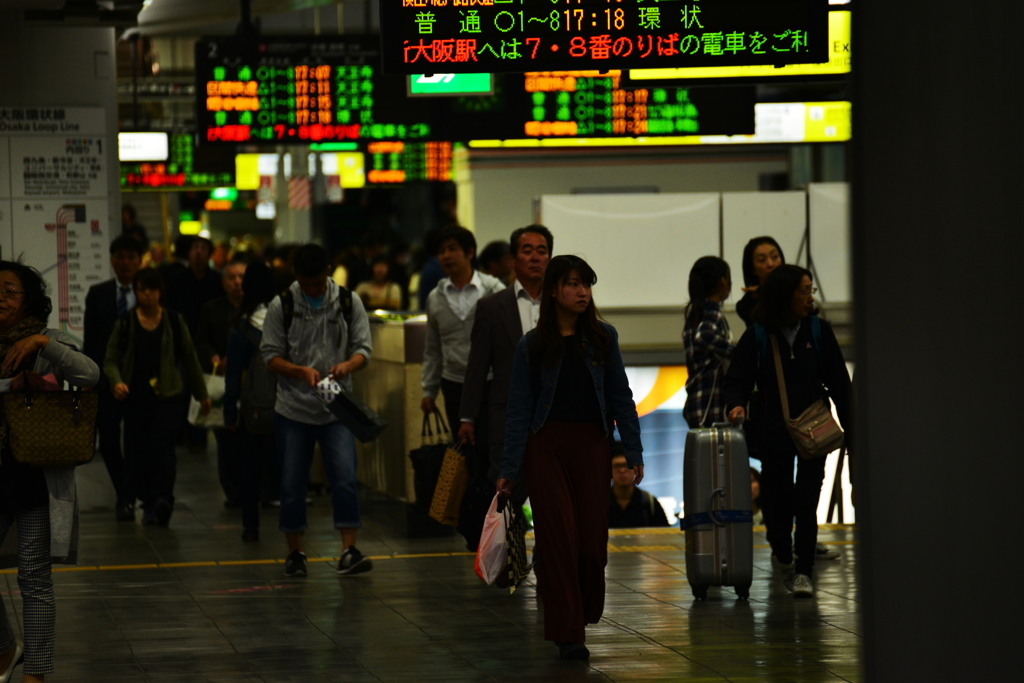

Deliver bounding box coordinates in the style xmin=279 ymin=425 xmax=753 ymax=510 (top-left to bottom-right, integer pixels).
xmin=683 ymin=257 xmax=735 ymax=428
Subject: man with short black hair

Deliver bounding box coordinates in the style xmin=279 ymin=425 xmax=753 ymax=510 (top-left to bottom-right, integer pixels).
xmin=479 ymin=240 xmax=512 ymax=285
xmin=84 ymin=234 xmax=147 ymax=520
xmin=420 ymin=226 xmax=505 ymax=434
xmin=261 ymin=243 xmax=374 ymax=577
xmin=166 ymin=236 xmax=224 ymax=335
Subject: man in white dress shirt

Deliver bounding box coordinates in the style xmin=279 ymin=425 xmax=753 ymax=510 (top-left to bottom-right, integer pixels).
xmin=421 ymin=225 xmax=506 ymax=433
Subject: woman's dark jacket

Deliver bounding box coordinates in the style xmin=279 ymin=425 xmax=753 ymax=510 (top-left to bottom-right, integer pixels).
xmin=736 ymin=291 xmax=757 ymax=328
xmin=499 ymin=322 xmax=642 ymax=481
xmin=723 ymin=316 xmax=852 ymax=455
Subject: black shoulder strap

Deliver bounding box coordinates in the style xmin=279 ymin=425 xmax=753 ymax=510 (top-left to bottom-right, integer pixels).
xmin=238 ymin=321 xmax=261 ymax=349
xmin=167 ymin=311 xmax=183 ymax=363
xmin=338 ymin=286 xmax=353 ymax=356
xmin=281 ymin=290 xmax=295 ymax=334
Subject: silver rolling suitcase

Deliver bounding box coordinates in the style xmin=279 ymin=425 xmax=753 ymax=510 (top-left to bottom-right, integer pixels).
xmin=681 ymin=423 xmax=754 ymax=600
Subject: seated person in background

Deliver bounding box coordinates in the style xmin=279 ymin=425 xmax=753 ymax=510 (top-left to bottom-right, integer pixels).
xmin=355 ymin=256 xmax=403 ymax=311
xmin=751 ymin=467 xmax=763 ymax=526
xmin=609 ymin=446 xmax=669 ymax=528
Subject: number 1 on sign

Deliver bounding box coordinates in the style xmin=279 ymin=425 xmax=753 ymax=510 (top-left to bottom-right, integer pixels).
xmin=563 ymin=9 xmax=584 ymax=30
xmin=605 ymin=7 xmax=624 ymax=30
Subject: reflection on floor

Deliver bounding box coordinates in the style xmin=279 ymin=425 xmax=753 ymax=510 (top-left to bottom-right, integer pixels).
xmin=1 ymin=447 xmax=862 ymax=682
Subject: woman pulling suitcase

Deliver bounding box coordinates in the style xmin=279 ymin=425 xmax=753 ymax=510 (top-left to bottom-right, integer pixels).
xmin=496 ymin=255 xmax=643 ymax=660
xmin=724 ymin=265 xmax=852 ymax=597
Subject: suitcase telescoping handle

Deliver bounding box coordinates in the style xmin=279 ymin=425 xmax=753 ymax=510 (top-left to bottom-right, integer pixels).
xmin=706 ymin=488 xmax=727 ymax=527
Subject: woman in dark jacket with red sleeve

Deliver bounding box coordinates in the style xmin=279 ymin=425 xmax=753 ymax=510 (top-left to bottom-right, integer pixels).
xmin=723 ymin=265 xmax=852 ymax=598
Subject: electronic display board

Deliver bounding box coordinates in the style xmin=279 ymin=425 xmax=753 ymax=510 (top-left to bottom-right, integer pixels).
xmin=121 ymin=133 xmax=233 ymax=190
xmin=195 ymin=36 xmax=434 ymax=145
xmin=519 ymin=71 xmax=752 ymax=137
xmin=195 ymin=36 xmax=753 ymax=145
xmin=380 ymin=0 xmax=828 ymax=74
xmin=365 ymin=141 xmax=454 ymax=183
xmin=631 ymin=9 xmax=849 ymax=82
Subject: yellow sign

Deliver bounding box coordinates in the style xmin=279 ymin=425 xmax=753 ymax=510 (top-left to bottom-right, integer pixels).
xmin=337 ymin=152 xmax=365 ymax=189
xmin=631 ymin=11 xmax=850 ymax=81
xmin=234 ymin=154 xmax=260 ymax=190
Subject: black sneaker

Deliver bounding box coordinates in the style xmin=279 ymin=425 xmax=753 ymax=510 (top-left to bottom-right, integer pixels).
xmin=336 ymin=546 xmax=372 ymax=576
xmin=284 ymin=551 xmax=307 ymax=577
xmin=241 ymin=528 xmax=259 ymax=542
xmin=556 ymin=642 xmax=590 ymax=660
xmin=154 ymin=500 xmax=172 ymax=527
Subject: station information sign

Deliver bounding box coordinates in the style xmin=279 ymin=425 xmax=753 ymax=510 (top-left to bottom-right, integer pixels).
xmin=521 ymin=71 xmax=752 ymax=137
xmin=121 ymin=133 xmax=233 ymax=190
xmin=380 ymin=0 xmax=828 ymax=74
xmin=366 ymin=141 xmax=454 ymax=183
xmin=194 ymin=36 xmax=433 ymax=145
xmin=194 ymin=36 xmax=753 ymax=146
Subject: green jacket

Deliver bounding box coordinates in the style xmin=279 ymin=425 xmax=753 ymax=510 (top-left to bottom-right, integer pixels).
xmin=103 ymin=309 xmax=208 ymax=401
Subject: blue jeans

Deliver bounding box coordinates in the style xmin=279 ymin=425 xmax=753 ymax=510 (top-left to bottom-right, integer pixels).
xmin=275 ymin=413 xmax=361 ymax=533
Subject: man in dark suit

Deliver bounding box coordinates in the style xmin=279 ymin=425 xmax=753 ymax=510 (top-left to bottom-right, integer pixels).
xmin=458 ymin=225 xmax=552 ymax=495
xmin=83 ymin=234 xmax=146 ymax=520
xmin=166 ymin=236 xmax=224 ymax=335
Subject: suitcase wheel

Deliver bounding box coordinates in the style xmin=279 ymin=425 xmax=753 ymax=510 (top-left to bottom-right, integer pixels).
xmin=736 ymin=583 xmax=751 ymax=600
xmin=691 ymin=585 xmax=708 ymax=601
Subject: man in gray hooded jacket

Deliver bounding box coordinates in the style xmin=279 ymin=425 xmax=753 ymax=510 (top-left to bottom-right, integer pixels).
xmin=260 ymin=243 xmax=373 ymax=578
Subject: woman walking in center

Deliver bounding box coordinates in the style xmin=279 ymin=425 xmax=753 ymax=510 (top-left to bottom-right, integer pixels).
xmin=497 ymin=255 xmax=643 ymax=661
xmin=0 ymin=260 xmax=100 ymax=683
xmin=104 ymin=268 xmax=210 ymax=527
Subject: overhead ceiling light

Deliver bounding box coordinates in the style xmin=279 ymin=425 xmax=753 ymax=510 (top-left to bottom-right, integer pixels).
xmin=25 ymin=1 xmax=140 ymax=27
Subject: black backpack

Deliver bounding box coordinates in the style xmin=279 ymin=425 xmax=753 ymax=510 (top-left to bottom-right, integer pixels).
xmin=238 ymin=323 xmax=276 ymax=435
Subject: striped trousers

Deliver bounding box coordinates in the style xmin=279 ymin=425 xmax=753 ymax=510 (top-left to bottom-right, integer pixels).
xmin=0 ymin=506 xmax=55 ymax=676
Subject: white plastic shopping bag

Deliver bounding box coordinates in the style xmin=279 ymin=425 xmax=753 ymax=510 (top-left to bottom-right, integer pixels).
xmin=187 ymin=374 xmax=226 ymax=428
xmin=314 ymin=376 xmax=342 ymax=404
xmin=474 ymin=494 xmax=508 ymax=585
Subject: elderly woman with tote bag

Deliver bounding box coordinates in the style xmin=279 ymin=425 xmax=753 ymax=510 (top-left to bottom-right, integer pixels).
xmin=0 ymin=260 xmax=100 ymax=683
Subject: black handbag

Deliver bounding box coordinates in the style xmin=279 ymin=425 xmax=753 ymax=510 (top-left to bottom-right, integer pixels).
xmin=321 ymin=383 xmax=387 ymax=443
xmin=408 ymin=411 xmax=450 ymax=512
xmin=4 ymin=372 xmax=97 ymax=467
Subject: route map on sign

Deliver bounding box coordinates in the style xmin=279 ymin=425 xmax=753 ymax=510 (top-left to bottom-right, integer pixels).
xmin=0 ymin=107 xmax=111 ymax=343
xmin=380 ymin=0 xmax=828 ymax=74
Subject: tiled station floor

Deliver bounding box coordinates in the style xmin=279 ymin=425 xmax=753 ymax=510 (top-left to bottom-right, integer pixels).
xmin=2 ymin=447 xmax=861 ymax=682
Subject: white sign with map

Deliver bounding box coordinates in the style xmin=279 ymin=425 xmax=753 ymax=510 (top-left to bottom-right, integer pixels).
xmin=0 ymin=107 xmax=110 ymax=342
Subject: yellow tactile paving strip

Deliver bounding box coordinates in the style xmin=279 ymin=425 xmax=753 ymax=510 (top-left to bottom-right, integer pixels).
xmin=0 ymin=525 xmax=857 ymax=575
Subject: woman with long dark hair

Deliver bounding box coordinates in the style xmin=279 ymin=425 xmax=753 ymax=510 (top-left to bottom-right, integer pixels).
xmin=735 ymin=236 xmax=785 ymax=328
xmin=0 ymin=260 xmax=99 ymax=682
xmin=723 ymin=265 xmax=852 ymax=598
xmin=682 ymin=256 xmax=735 ymax=428
xmin=223 ymin=262 xmax=279 ymax=541
xmin=497 ymin=255 xmax=643 ymax=660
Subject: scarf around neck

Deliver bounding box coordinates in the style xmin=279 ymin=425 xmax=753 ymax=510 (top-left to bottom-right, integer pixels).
xmin=0 ymin=316 xmax=47 ymax=379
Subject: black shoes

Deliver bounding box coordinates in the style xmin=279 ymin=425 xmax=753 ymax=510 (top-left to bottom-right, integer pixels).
xmin=556 ymin=642 xmax=590 ymax=660
xmin=241 ymin=528 xmax=259 ymax=542
xmin=154 ymin=499 xmax=172 ymax=527
xmin=115 ymin=503 xmax=135 ymax=521
xmin=336 ymin=546 xmax=373 ymax=576
xmin=284 ymin=551 xmax=307 ymax=577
